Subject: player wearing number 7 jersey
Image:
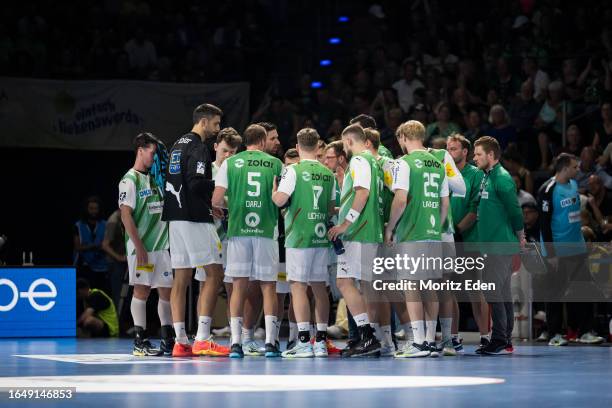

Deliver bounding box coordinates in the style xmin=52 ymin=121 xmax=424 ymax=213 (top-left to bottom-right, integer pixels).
xmin=272 ymin=128 xmax=336 ymax=358
xmin=212 ymin=124 xmax=283 ymax=359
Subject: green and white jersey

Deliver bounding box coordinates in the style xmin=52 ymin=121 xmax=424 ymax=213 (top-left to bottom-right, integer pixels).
xmin=212 ymin=162 xmax=227 ymax=241
xmin=377 ymin=155 xmax=395 ymax=225
xmin=392 ymin=150 xmax=449 ymax=242
xmin=428 ymin=148 xmax=465 ymax=234
xmin=118 ymin=168 xmax=169 ymax=254
xmin=215 ymin=149 xmax=283 ymax=239
xmin=378 ymin=144 xmax=393 ymax=159
xmin=278 ymin=159 xmax=335 ymax=248
xmin=339 ymin=150 xmax=383 ymax=243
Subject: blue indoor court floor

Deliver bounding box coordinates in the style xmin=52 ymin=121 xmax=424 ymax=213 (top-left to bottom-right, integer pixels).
xmin=1 ymin=338 xmax=611 ymax=408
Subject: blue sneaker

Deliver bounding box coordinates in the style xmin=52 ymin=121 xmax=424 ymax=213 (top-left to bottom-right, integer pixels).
xmin=229 ymin=343 xmax=244 ymax=359
xmin=265 ymin=342 xmax=281 ymax=358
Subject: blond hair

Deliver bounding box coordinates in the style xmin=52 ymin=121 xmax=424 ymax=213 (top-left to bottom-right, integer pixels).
xmin=396 ymin=120 xmax=426 ymax=141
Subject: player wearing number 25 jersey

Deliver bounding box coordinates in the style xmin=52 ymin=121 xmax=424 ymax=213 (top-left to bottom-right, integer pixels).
xmin=213 ymin=124 xmax=283 ymax=359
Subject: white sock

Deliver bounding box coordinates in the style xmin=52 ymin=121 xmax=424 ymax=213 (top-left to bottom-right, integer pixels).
xmin=411 ymin=320 xmax=425 ymax=344
xmin=230 ymin=317 xmax=243 ymax=346
xmin=157 ymin=299 xmax=172 ymax=326
xmin=402 ymin=322 xmax=414 ymax=343
xmin=264 ymin=315 xmax=277 ymax=344
xmin=481 ymin=333 xmax=490 ymax=340
xmin=381 ymin=325 xmax=392 ymax=346
xmin=275 ymin=318 xmax=282 ymax=341
xmin=195 ymin=316 xmax=212 ymax=341
xmin=297 ymin=322 xmax=311 ymax=343
xmin=316 ymin=323 xmax=328 ymax=333
xmin=354 ymin=313 xmax=370 ymax=327
xmin=288 ymin=322 xmax=298 ymax=342
xmin=130 ymin=297 xmax=147 ymax=329
xmin=242 ymin=327 xmax=254 ymax=342
xmin=440 ymin=318 xmax=452 ymax=343
xmin=371 ymin=322 xmax=382 ymax=341
xmin=425 ymin=320 xmax=437 ymax=343
xmin=174 ymin=322 xmax=188 ymax=344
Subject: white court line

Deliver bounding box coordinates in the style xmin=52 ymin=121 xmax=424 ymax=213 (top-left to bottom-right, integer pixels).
xmin=0 ymin=374 xmax=505 ymax=393
xmin=14 ymin=354 xmax=212 ymax=365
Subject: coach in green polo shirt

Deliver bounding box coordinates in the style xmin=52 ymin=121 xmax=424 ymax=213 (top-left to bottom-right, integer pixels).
xmin=473 ymin=136 xmax=525 ymax=355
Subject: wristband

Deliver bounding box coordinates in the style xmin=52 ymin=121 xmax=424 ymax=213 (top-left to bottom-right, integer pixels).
xmin=346 ymin=208 xmax=360 ymax=223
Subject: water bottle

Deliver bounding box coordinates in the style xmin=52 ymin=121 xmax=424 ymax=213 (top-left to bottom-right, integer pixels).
xmin=328 ymin=222 xmax=345 ymax=255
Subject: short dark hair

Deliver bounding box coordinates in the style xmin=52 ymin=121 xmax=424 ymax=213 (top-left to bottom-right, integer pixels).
xmin=216 ymin=127 xmax=242 ymax=148
xmin=256 ymin=122 xmax=277 ymax=132
xmin=243 ymin=124 xmax=267 ymax=146
xmin=284 ymin=148 xmax=299 ymax=161
xmin=350 ymin=114 xmax=377 ymax=130
xmin=296 ymin=128 xmax=320 ymax=151
xmin=474 ymin=136 xmax=501 ymax=160
xmin=193 ymin=103 xmax=223 ymax=124
xmin=326 ymin=140 xmax=347 ymax=160
xmin=133 ymin=132 xmax=161 ymax=154
xmin=554 ymin=153 xmax=577 ymax=173
xmin=342 ymin=124 xmax=366 ymax=142
xmin=364 ymin=127 xmax=381 ymax=150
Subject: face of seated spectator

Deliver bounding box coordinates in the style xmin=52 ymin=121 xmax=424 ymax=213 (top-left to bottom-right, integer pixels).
xmin=580 ymin=147 xmax=595 ymax=170
xmin=522 ymin=205 xmax=539 ymax=228
xmin=452 ymin=87 xmax=468 ymax=107
xmin=435 ymin=104 xmax=451 ymax=123
xmin=466 ymin=110 xmax=481 ymax=129
xmin=520 ymin=81 xmax=534 ymax=101
xmin=566 ymin=125 xmax=582 ymax=147
xmin=403 ymin=62 xmax=416 ymax=81
xmin=547 ymin=82 xmax=564 ymax=103
xmin=497 ymin=57 xmax=510 ymax=78
xmin=587 ymin=175 xmax=604 ymax=196
xmin=385 ymin=108 xmax=403 ymax=129
xmin=487 ymin=89 xmax=500 ymax=107
xmin=489 ymin=105 xmax=508 ymax=127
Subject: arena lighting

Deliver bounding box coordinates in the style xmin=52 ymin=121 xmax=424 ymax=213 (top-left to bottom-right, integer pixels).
xmin=320 ymin=59 xmax=332 ymax=66
xmin=328 ymin=37 xmax=341 ymax=44
xmin=338 ymin=16 xmax=349 ymax=22
xmin=311 ymin=81 xmax=323 ymax=89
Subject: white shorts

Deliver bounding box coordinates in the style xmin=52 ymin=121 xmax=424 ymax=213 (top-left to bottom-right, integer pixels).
xmin=194 ymin=240 xmax=231 ymax=283
xmin=276 ymin=262 xmax=290 ymax=294
xmin=395 ymin=240 xmax=443 ymax=280
xmin=286 ymin=247 xmax=329 ymax=283
xmin=169 ymin=221 xmax=223 ymax=269
xmin=336 ymin=241 xmax=379 ymax=282
xmin=440 ymin=232 xmax=457 ymax=272
xmin=128 ymin=250 xmax=173 ymax=288
xmin=225 ymin=236 xmax=279 ymax=281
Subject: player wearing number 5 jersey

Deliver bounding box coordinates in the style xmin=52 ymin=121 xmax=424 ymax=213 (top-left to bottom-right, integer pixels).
xmin=385 ymin=120 xmax=449 ymax=358
xmin=328 ymin=124 xmax=383 ymax=358
xmin=272 ymin=128 xmax=336 ymax=358
xmin=213 ymin=124 xmax=283 ymax=358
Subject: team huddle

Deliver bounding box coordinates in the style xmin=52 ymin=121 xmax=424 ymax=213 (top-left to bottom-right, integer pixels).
xmin=118 ymin=103 xmax=523 ymax=359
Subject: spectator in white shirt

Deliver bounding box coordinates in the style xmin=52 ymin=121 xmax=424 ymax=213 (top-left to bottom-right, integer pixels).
xmin=124 ymin=28 xmax=157 ymax=72
xmin=392 ymin=60 xmax=424 ymax=113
